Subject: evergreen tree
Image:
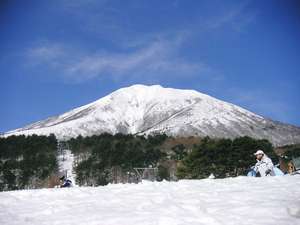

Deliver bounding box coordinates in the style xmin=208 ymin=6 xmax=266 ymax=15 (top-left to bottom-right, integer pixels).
xmin=177 ymin=136 xmax=276 ymax=179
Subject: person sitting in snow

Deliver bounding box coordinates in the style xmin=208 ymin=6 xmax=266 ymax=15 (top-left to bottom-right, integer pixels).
xmin=253 ymin=150 xmax=275 ymax=177
xmin=59 ymin=176 xmax=72 ymax=188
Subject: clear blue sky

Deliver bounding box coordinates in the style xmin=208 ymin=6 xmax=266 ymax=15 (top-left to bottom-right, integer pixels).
xmin=1 ymin=0 xmax=300 ymax=132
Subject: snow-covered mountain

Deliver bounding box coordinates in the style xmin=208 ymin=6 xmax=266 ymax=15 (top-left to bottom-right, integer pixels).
xmin=3 ymin=84 xmax=300 ymax=146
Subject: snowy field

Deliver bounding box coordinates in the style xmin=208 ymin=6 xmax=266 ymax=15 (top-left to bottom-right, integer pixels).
xmin=0 ymin=176 xmax=299 ymax=225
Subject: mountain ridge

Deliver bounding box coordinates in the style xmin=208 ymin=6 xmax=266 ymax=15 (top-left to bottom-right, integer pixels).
xmin=3 ymin=84 xmax=300 ymax=146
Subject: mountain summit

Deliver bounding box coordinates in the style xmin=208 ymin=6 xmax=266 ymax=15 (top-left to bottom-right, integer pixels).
xmin=4 ymin=84 xmax=300 ymax=146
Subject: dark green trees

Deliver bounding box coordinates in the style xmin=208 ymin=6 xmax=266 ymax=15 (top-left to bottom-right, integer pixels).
xmin=0 ymin=134 xmax=58 ymax=191
xmin=177 ymin=136 xmax=276 ymax=179
xmin=69 ymin=133 xmax=167 ymax=185
xmin=0 ymin=132 xmax=281 ymax=190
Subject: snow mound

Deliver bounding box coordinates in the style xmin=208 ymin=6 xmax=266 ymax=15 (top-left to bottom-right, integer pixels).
xmin=0 ymin=176 xmax=300 ymax=225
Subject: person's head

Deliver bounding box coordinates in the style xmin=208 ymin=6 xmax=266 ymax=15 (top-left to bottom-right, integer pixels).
xmin=254 ymin=150 xmax=264 ymax=160
xmin=59 ymin=175 xmax=65 ymax=182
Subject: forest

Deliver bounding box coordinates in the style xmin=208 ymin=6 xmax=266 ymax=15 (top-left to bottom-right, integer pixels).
xmin=0 ymin=132 xmax=291 ymax=191
xmin=0 ymin=134 xmax=57 ymax=191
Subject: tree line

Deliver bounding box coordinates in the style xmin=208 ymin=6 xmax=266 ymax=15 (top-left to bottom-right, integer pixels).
xmin=176 ymin=136 xmax=277 ymax=179
xmin=1 ymin=132 xmax=291 ymax=191
xmin=0 ymin=134 xmax=58 ymax=191
xmin=67 ymin=133 xmax=168 ymax=185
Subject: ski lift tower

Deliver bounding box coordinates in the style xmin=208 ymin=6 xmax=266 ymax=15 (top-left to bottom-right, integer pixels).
xmin=57 ymin=141 xmax=74 ymax=181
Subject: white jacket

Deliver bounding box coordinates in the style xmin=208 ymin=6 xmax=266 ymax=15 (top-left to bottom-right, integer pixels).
xmin=254 ymin=155 xmax=275 ymax=176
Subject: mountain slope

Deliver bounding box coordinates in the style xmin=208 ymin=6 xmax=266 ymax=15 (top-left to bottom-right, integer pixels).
xmin=4 ymin=84 xmax=300 ymax=146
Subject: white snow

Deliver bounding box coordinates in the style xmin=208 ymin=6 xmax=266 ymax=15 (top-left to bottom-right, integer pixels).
xmin=57 ymin=149 xmax=76 ymax=186
xmin=1 ymin=176 xmax=300 ymax=225
xmin=2 ymin=84 xmax=300 ymax=146
xmin=3 ymin=84 xmax=263 ymax=138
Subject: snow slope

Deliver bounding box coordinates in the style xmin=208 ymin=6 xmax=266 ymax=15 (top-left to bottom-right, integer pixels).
xmin=0 ymin=176 xmax=300 ymax=225
xmin=3 ymin=84 xmax=300 ymax=146
xmin=57 ymin=149 xmax=76 ymax=186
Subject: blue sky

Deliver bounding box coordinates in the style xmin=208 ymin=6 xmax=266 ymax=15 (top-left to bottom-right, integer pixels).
xmin=1 ymin=0 xmax=300 ymax=132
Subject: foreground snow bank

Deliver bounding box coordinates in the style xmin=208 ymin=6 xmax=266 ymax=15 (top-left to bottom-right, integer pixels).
xmin=0 ymin=176 xmax=299 ymax=225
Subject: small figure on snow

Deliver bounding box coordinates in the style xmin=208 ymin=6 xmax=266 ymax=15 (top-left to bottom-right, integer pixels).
xmin=253 ymin=150 xmax=275 ymax=177
xmin=59 ymin=176 xmax=72 ymax=188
